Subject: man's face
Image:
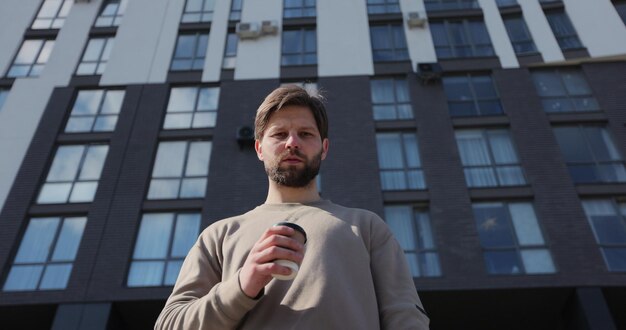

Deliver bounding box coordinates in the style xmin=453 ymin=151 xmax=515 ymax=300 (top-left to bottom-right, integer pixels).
xmin=255 ymin=105 xmax=329 ymax=188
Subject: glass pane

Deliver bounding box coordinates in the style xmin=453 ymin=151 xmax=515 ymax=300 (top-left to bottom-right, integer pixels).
xmin=521 ymin=249 xmax=555 ymax=274
xmin=376 ymin=134 xmax=404 ymax=170
xmin=164 ymin=113 xmax=192 ymax=129
xmin=37 ymin=183 xmax=72 ymax=204
xmin=82 ymin=39 xmax=105 ymax=61
xmin=127 ymin=261 xmax=164 ymax=287
xmin=589 ymin=215 xmax=626 ymax=244
xmin=37 ymin=40 xmax=55 ymax=63
xmin=484 ymin=250 xmax=522 ymax=274
xmin=66 ymin=117 xmax=95 ymax=133
xmin=79 ymin=145 xmax=108 ymax=180
xmin=585 ymin=127 xmax=621 ymax=162
xmin=472 ymin=76 xmax=497 ymax=98
xmin=371 ymin=79 xmax=394 ymax=104
xmin=165 ymin=260 xmax=184 ymax=285
xmin=180 ymin=178 xmax=207 ymax=198
xmin=407 ymin=170 xmax=426 ymax=189
xmin=186 ymin=141 xmax=212 ymax=176
xmin=153 ymin=142 xmax=187 ymax=177
xmin=168 ymin=87 xmax=197 ymax=113
xmin=14 ymin=40 xmax=43 ymax=64
xmin=93 ymin=115 xmax=118 ymax=132
xmin=571 ymin=97 xmax=599 ymax=112
xmin=553 ymin=127 xmax=593 ymax=162
xmin=473 ymin=203 xmax=516 ymax=248
xmin=403 ymin=134 xmax=421 ymax=167
xmin=488 ymin=130 xmax=517 ymax=164
xmin=185 ymin=0 xmax=203 ymax=12
xmin=509 ymin=203 xmax=544 ymax=245
xmin=51 ymin=217 xmax=87 ymax=261
xmin=496 ymin=166 xmax=526 ymax=186
xmin=40 ymin=264 xmax=72 ymax=289
xmin=3 ymin=265 xmax=43 ymax=291
xmin=420 ymin=252 xmax=441 ymax=277
xmin=197 ymin=87 xmax=219 ymax=111
xmin=174 ymin=35 xmax=196 ymax=58
xmin=603 ymin=248 xmax=626 ymax=272
xmin=380 ymin=171 xmax=407 ymax=190
xmin=47 ymin=145 xmax=84 ymax=181
xmin=77 ymin=63 xmax=97 ymax=75
xmin=148 ymin=179 xmax=181 ymax=199
xmin=405 ymin=252 xmax=420 ymax=277
xmin=465 ymin=168 xmax=497 ymax=187
xmin=542 ymin=98 xmax=574 ymax=113
xmin=192 ymin=112 xmax=216 ymax=128
xmin=385 ymin=206 xmax=416 ymax=250
xmin=282 ymin=30 xmax=302 ymax=53
xmin=101 ymin=90 xmax=124 ymax=114
xmin=171 ymin=214 xmax=201 ymax=257
xmin=68 ymin=181 xmax=98 ymax=203
xmin=134 ymin=213 xmax=174 ymax=259
xmin=443 ymin=77 xmax=472 ymax=101
xmin=72 ymin=90 xmax=103 ymax=115
xmin=533 ymin=71 xmax=566 ymax=97
xmin=561 ymin=71 xmax=591 ymax=95
xmin=15 ymin=218 xmax=59 ymax=263
xmin=370 ymin=26 xmax=390 ymax=50
xmin=456 ymin=131 xmax=491 ymax=166
xmin=196 ymin=34 xmax=209 ymax=57
xmin=415 ymin=211 xmax=435 ymax=249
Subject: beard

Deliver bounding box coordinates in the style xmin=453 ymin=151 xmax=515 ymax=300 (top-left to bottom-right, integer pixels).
xmin=265 ymin=148 xmax=322 ymax=188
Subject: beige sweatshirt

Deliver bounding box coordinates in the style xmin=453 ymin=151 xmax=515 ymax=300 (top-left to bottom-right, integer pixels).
xmin=155 ymin=200 xmax=429 ymax=329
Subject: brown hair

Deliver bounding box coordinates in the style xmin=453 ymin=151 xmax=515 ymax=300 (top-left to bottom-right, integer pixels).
xmin=254 ymin=85 xmax=328 ymax=140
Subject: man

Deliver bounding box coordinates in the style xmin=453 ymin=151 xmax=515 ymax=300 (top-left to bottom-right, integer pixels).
xmin=155 ymin=86 xmax=429 ymax=329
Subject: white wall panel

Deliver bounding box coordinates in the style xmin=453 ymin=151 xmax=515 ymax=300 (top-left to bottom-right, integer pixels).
xmin=401 ymin=0 xmax=437 ymax=68
xmin=518 ymin=0 xmax=564 ymax=62
xmin=563 ymin=0 xmax=626 ymax=57
xmin=203 ymin=0 xmax=232 ymax=82
xmin=478 ymin=0 xmax=518 ymax=68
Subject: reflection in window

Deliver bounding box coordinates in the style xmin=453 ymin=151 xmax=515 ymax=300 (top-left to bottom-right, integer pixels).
xmin=284 ymin=0 xmax=316 ymax=18
xmin=37 ymin=145 xmax=109 ymax=204
xmin=430 ymin=20 xmax=494 ymax=59
xmin=385 ymin=206 xmax=441 ymax=277
xmin=424 ymin=0 xmax=479 ymax=12
xmin=366 ymin=0 xmax=400 ymax=15
xmin=370 ymin=25 xmax=409 ymax=62
xmin=376 ymin=133 xmax=426 ymax=190
xmin=531 ymin=69 xmax=599 ymax=113
xmin=32 ymin=0 xmax=73 ymax=29
xmin=128 ymin=213 xmax=200 ymax=287
xmin=230 ymin=0 xmax=243 ymax=21
xmin=473 ymin=202 xmax=555 ymax=275
xmin=148 ymin=141 xmax=212 ymax=199
xmin=554 ymin=126 xmax=626 ymax=184
xmin=95 ymin=0 xmax=128 ymax=27
xmin=582 ymin=199 xmax=626 ymax=272
xmin=370 ymin=78 xmax=413 ymax=120
xmin=443 ymin=75 xmax=503 ymax=117
xmin=76 ymin=37 xmax=115 ymax=75
xmin=164 ymin=87 xmax=220 ymax=129
xmin=65 ymin=90 xmax=125 ymax=133
xmin=222 ymin=33 xmax=238 ymax=69
xmin=171 ymin=33 xmax=209 ymax=71
xmin=182 ymin=0 xmax=215 ymax=23
xmin=0 ymin=89 xmax=9 ymax=111
xmin=503 ymin=16 xmax=537 ymax=55
xmin=456 ymin=129 xmax=526 ymax=188
xmin=545 ymin=11 xmax=582 ymax=50
xmin=281 ymin=29 xmax=317 ymax=66
xmin=6 ymin=39 xmax=55 ymax=78
xmin=3 ymin=217 xmax=87 ymax=291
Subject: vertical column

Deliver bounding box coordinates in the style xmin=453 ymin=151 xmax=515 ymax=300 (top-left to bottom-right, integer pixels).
xmin=400 ymin=0 xmax=438 ymax=68
xmin=477 ymin=0 xmax=519 ymax=68
xmin=518 ymin=0 xmax=564 ymax=62
xmin=202 ymin=0 xmax=232 ymax=82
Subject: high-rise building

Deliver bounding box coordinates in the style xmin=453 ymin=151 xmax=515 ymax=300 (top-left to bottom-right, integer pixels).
xmin=1 ymin=0 xmax=625 ymax=329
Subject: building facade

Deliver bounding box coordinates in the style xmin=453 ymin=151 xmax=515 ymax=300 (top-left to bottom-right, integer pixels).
xmin=1 ymin=0 xmax=626 ymax=329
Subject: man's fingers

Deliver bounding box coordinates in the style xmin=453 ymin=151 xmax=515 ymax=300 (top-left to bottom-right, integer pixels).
xmin=252 ymin=245 xmax=304 ymax=265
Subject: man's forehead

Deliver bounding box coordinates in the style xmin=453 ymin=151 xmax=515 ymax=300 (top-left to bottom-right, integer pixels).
xmin=266 ymin=106 xmax=317 ymax=128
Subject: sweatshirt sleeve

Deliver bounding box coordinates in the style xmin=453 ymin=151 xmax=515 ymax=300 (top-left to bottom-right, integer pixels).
xmin=155 ymin=227 xmax=260 ymax=330
xmin=369 ymin=216 xmax=430 ymax=330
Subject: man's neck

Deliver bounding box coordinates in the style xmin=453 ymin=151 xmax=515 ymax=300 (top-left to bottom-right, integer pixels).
xmin=264 ymin=180 xmax=321 ymax=204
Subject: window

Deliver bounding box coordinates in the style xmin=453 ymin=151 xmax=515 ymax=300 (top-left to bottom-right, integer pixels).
xmin=94 ymin=0 xmax=128 ymax=27
xmin=545 ymin=11 xmax=582 ymax=50
xmin=582 ymin=199 xmax=626 ymax=272
xmin=531 ymin=69 xmax=599 ymax=113
xmin=370 ymin=78 xmax=413 ymax=120
xmin=376 ymin=133 xmax=426 ymax=190
xmin=65 ymin=90 xmax=125 ymax=133
xmin=128 ymin=213 xmax=200 ymax=287
xmin=370 ymin=25 xmax=409 ymax=62
xmin=37 ymin=145 xmax=109 ymax=204
xmin=3 ymin=217 xmax=87 ymax=291
xmin=76 ymin=37 xmax=115 ymax=75
xmin=385 ymin=206 xmax=441 ymax=277
xmin=430 ymin=20 xmax=494 ymax=59
xmin=182 ymin=0 xmax=215 ymax=23
xmin=164 ymin=87 xmax=220 ymax=129
xmin=230 ymin=0 xmax=243 ymax=21
xmin=616 ymin=2 xmax=626 ymax=25
xmin=284 ymin=0 xmax=316 ymax=18
xmin=496 ymin=0 xmax=517 ymax=7
xmin=503 ymin=16 xmax=537 ymax=55
xmin=281 ymin=29 xmax=317 ymax=66
xmin=456 ymin=129 xmax=526 ymax=188
xmin=31 ymin=0 xmax=73 ymax=29
xmin=6 ymin=39 xmax=55 ymax=78
xmin=442 ymin=75 xmax=503 ymax=117
xmin=424 ymin=0 xmax=480 ymax=12
xmin=553 ymin=126 xmax=626 ymax=184
xmin=0 ymin=89 xmax=8 ymax=111
xmin=366 ymin=0 xmax=400 ymax=14
xmin=473 ymin=202 xmax=555 ymax=275
xmin=148 ymin=141 xmax=212 ymax=199
xmin=222 ymin=33 xmax=238 ymax=69
xmin=171 ymin=33 xmax=209 ymax=71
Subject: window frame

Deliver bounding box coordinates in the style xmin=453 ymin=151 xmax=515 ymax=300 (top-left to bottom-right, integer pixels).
xmin=545 ymin=11 xmax=583 ymax=50
xmin=442 ymin=74 xmax=504 ymax=117
xmin=430 ymin=19 xmax=495 ymax=59
xmin=229 ymin=0 xmax=243 ymax=21
xmin=163 ymin=86 xmax=220 ymax=130
xmin=6 ymin=39 xmax=55 ymax=78
xmin=76 ymin=37 xmax=115 ymax=76
xmin=31 ymin=0 xmax=73 ymax=30
xmin=222 ymin=33 xmax=238 ymax=69
xmin=170 ymin=32 xmax=209 ymax=71
xmin=64 ymin=89 xmax=125 ymax=133
xmin=283 ymin=0 xmax=316 ymax=18
xmin=424 ymin=0 xmax=480 ymax=12
xmin=531 ymin=68 xmax=600 ymax=113
xmin=0 ymin=88 xmax=9 ymax=111
xmin=376 ymin=132 xmax=427 ymax=191
xmin=370 ymin=77 xmax=414 ymax=121
xmin=181 ymin=0 xmax=215 ymax=23
xmin=366 ymin=0 xmax=401 ymax=15
xmin=502 ymin=16 xmax=538 ymax=55
xmin=582 ymin=198 xmax=626 ymax=272
xmin=370 ymin=24 xmax=410 ymax=63
xmin=281 ymin=28 xmax=318 ymax=67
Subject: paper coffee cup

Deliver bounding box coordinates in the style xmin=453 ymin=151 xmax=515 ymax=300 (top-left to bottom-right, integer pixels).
xmin=271 ymin=222 xmax=306 ymax=281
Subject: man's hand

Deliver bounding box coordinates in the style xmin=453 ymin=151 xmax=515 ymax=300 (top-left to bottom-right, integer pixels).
xmin=239 ymin=225 xmax=305 ymax=298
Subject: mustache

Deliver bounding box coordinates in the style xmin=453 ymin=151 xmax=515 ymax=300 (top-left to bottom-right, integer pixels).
xmin=280 ymin=149 xmax=305 ymax=160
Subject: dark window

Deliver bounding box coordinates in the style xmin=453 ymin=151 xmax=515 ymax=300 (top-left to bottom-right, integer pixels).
xmin=456 ymin=129 xmax=526 ymax=188
xmin=376 ymin=132 xmax=426 ymax=190
xmin=424 ymin=0 xmax=480 ymax=12
xmin=164 ymin=86 xmax=220 ymax=129
xmin=473 ymin=202 xmax=555 ymax=275
xmin=128 ymin=213 xmax=200 ymax=287
xmin=370 ymin=25 xmax=409 ymax=62
xmin=76 ymin=37 xmax=115 ymax=75
xmin=281 ymin=29 xmax=317 ymax=66
xmin=496 ymin=0 xmax=517 ymax=7
xmin=367 ymin=0 xmax=401 ymax=14
xmin=3 ymin=217 xmax=87 ymax=291
xmin=545 ymin=11 xmax=583 ymax=50
xmin=65 ymin=90 xmax=125 ymax=133
xmin=532 ymin=69 xmax=599 ymax=113
xmin=385 ymin=206 xmax=441 ymax=277
xmin=442 ymin=74 xmax=503 ymax=117
xmin=31 ymin=0 xmax=73 ymax=29
xmin=181 ymin=0 xmax=215 ymax=23
xmin=554 ymin=126 xmax=626 ymax=184
xmin=370 ymin=78 xmax=413 ymax=120
xmin=430 ymin=20 xmax=494 ymax=59
xmin=6 ymin=39 xmax=55 ymax=78
xmin=503 ymin=16 xmax=537 ymax=55
xmin=222 ymin=33 xmax=238 ymax=69
xmin=582 ymin=199 xmax=626 ymax=272
xmin=284 ymin=0 xmax=316 ymax=18
xmin=230 ymin=0 xmax=243 ymax=21
xmin=170 ymin=33 xmax=209 ymax=71
xmin=95 ymin=0 xmax=128 ymax=27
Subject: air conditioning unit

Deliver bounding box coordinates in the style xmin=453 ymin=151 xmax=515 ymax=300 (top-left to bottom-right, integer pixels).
xmin=261 ymin=20 xmax=279 ymax=35
xmin=416 ymin=62 xmax=443 ymax=83
xmin=236 ymin=22 xmax=261 ymax=39
xmin=236 ymin=126 xmax=255 ymax=149
xmin=406 ymin=12 xmax=426 ymax=28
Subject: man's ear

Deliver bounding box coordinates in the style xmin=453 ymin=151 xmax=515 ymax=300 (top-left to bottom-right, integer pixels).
xmin=321 ymin=138 xmax=329 ymax=160
xmin=255 ymin=139 xmax=264 ymax=161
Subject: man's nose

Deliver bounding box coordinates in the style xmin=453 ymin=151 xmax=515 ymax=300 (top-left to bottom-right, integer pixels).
xmin=285 ymin=133 xmax=300 ymax=149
